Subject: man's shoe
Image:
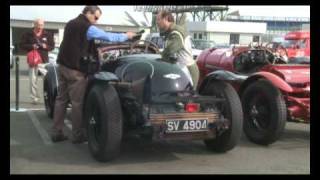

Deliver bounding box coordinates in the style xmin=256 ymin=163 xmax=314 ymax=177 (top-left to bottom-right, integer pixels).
xmin=32 ymin=98 xmax=39 ymax=105
xmin=51 ymin=133 xmax=68 ymax=142
xmin=72 ymin=134 xmax=88 ymax=144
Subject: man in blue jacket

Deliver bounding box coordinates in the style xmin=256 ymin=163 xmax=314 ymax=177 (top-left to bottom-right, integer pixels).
xmin=51 ymin=6 xmax=136 ymax=143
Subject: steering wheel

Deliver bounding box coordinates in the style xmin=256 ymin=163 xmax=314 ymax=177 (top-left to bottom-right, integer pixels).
xmin=275 ymin=45 xmax=288 ymax=57
xmin=265 ymin=42 xmax=277 ymax=50
xmin=129 ymin=40 xmax=160 ymax=54
xmin=258 ymin=46 xmax=285 ymax=65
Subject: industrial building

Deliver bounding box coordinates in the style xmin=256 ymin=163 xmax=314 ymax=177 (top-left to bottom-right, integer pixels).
xmin=226 ymin=15 xmax=310 ymax=42
xmin=10 ymin=6 xmax=309 ymax=53
xmin=10 ymin=6 xmax=149 ymax=54
xmin=187 ymin=21 xmax=267 ymax=45
xmin=10 ymin=18 xmax=144 ymax=55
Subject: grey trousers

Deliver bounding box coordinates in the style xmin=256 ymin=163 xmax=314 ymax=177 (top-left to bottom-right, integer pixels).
xmin=187 ymin=63 xmax=200 ymax=90
xmin=29 ymin=66 xmax=39 ymax=100
xmin=29 ymin=63 xmax=46 ymax=101
xmin=52 ymin=64 xmax=88 ymax=137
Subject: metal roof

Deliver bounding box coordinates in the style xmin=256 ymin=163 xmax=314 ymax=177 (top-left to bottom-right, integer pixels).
xmin=134 ymin=6 xmax=229 ymax=13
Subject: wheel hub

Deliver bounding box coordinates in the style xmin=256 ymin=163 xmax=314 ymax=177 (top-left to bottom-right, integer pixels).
xmin=89 ymin=117 xmax=96 ymax=125
xmin=250 ymin=103 xmax=269 ymax=129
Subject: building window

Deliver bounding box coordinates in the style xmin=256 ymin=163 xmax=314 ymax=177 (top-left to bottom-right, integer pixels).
xmin=194 ymin=33 xmax=197 ymax=39
xmin=230 ymin=34 xmax=239 ymax=44
xmin=253 ymin=36 xmax=260 ymax=43
xmin=199 ymin=33 xmax=202 ymax=39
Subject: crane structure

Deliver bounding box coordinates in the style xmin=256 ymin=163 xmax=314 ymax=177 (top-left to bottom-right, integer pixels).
xmin=134 ymin=6 xmax=229 ymax=32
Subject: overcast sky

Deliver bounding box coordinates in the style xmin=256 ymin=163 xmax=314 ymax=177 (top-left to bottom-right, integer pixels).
xmin=10 ymin=5 xmax=310 ymax=26
xmin=227 ymin=6 xmax=309 ymax=17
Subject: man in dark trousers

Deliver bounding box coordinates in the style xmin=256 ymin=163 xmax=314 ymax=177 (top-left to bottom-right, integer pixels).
xmin=51 ymin=6 xmax=136 ymax=143
xmin=20 ymin=18 xmax=55 ymax=104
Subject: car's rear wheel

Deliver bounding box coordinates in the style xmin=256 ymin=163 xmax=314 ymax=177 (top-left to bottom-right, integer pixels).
xmin=201 ymin=81 xmax=243 ymax=152
xmin=84 ymin=83 xmax=123 ymax=162
xmin=43 ymin=75 xmax=55 ymax=118
xmin=242 ymin=79 xmax=286 ymax=145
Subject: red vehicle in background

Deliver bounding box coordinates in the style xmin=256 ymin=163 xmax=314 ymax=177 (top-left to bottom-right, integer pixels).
xmin=268 ymin=31 xmax=310 ymax=64
xmin=284 ymin=31 xmax=310 ymax=58
xmin=196 ymin=45 xmax=310 ymax=145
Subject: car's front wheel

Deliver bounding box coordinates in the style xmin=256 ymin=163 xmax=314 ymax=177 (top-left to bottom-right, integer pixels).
xmin=201 ymin=81 xmax=243 ymax=152
xmin=84 ymin=83 xmax=123 ymax=162
xmin=242 ymin=79 xmax=286 ymax=145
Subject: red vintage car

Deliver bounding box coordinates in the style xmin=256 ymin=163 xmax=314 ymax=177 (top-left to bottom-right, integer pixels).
xmin=196 ymin=45 xmax=310 ymax=145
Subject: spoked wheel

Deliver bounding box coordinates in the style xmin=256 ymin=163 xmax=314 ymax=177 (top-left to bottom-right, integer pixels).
xmin=247 ymin=95 xmax=272 ymax=131
xmin=84 ymin=83 xmax=123 ymax=162
xmin=242 ymin=79 xmax=286 ymax=145
xmin=201 ymin=81 xmax=243 ymax=152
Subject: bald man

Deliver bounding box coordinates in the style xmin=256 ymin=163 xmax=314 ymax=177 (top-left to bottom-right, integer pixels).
xmin=20 ymin=18 xmax=55 ymax=104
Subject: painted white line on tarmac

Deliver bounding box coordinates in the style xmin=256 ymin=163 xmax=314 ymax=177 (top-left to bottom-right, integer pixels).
xmin=10 ymin=138 xmax=21 ymax=146
xmin=26 ymin=108 xmax=46 ymax=111
xmin=27 ymin=111 xmax=53 ymax=146
xmin=10 ymin=108 xmax=46 ymax=112
xmin=10 ymin=78 xmax=29 ymax=81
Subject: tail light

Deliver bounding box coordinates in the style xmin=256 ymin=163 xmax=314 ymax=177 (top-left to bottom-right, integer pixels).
xmin=185 ymin=103 xmax=200 ymax=113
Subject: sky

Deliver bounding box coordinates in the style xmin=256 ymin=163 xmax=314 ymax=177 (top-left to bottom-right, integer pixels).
xmin=227 ymin=6 xmax=309 ymax=18
xmin=10 ymin=5 xmax=310 ymax=26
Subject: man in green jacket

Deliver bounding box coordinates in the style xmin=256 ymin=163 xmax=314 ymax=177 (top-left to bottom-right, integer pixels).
xmin=156 ymin=10 xmax=199 ymax=89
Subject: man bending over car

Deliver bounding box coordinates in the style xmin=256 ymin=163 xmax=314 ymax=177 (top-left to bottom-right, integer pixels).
xmin=50 ymin=5 xmax=136 ymax=143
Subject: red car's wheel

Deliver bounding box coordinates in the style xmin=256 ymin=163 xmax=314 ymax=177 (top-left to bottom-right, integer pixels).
xmin=242 ymin=79 xmax=287 ymax=145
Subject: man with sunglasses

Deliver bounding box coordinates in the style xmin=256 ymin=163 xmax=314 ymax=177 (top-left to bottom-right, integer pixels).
xmin=51 ymin=6 xmax=136 ymax=143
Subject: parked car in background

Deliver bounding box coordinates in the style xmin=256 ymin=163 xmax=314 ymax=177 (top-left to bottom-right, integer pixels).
xmin=190 ymin=39 xmax=202 ymax=60
xmin=145 ymin=33 xmax=164 ymax=51
xmin=193 ymin=39 xmax=216 ymax=50
xmin=37 ymin=46 xmax=59 ymax=76
xmin=214 ymin=43 xmax=231 ymax=49
xmin=48 ymin=46 xmax=59 ymax=64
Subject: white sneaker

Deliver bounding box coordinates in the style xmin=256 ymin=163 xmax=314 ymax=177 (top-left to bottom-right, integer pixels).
xmin=32 ymin=98 xmax=39 ymax=105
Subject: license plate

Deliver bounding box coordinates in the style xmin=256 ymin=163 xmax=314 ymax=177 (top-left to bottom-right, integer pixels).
xmin=165 ymin=119 xmax=208 ymax=133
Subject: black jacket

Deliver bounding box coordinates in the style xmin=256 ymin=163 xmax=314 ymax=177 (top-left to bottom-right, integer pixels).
xmin=19 ymin=30 xmax=55 ymax=63
xmin=57 ymin=14 xmax=92 ymax=72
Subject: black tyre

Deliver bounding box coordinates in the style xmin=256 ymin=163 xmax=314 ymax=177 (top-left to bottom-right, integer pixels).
xmin=242 ymin=79 xmax=286 ymax=145
xmin=43 ymin=75 xmax=56 ymax=118
xmin=84 ymin=83 xmax=123 ymax=162
xmin=201 ymin=81 xmax=243 ymax=152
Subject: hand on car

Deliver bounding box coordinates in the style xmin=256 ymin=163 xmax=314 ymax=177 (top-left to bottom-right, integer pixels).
xmin=126 ymin=32 xmax=137 ymax=40
xmin=41 ymin=43 xmax=47 ymax=49
xmin=33 ymin=44 xmax=39 ymax=49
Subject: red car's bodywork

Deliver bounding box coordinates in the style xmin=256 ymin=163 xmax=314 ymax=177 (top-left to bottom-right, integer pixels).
xmin=197 ymin=46 xmax=310 ymax=123
xmin=284 ymin=31 xmax=310 ymax=58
